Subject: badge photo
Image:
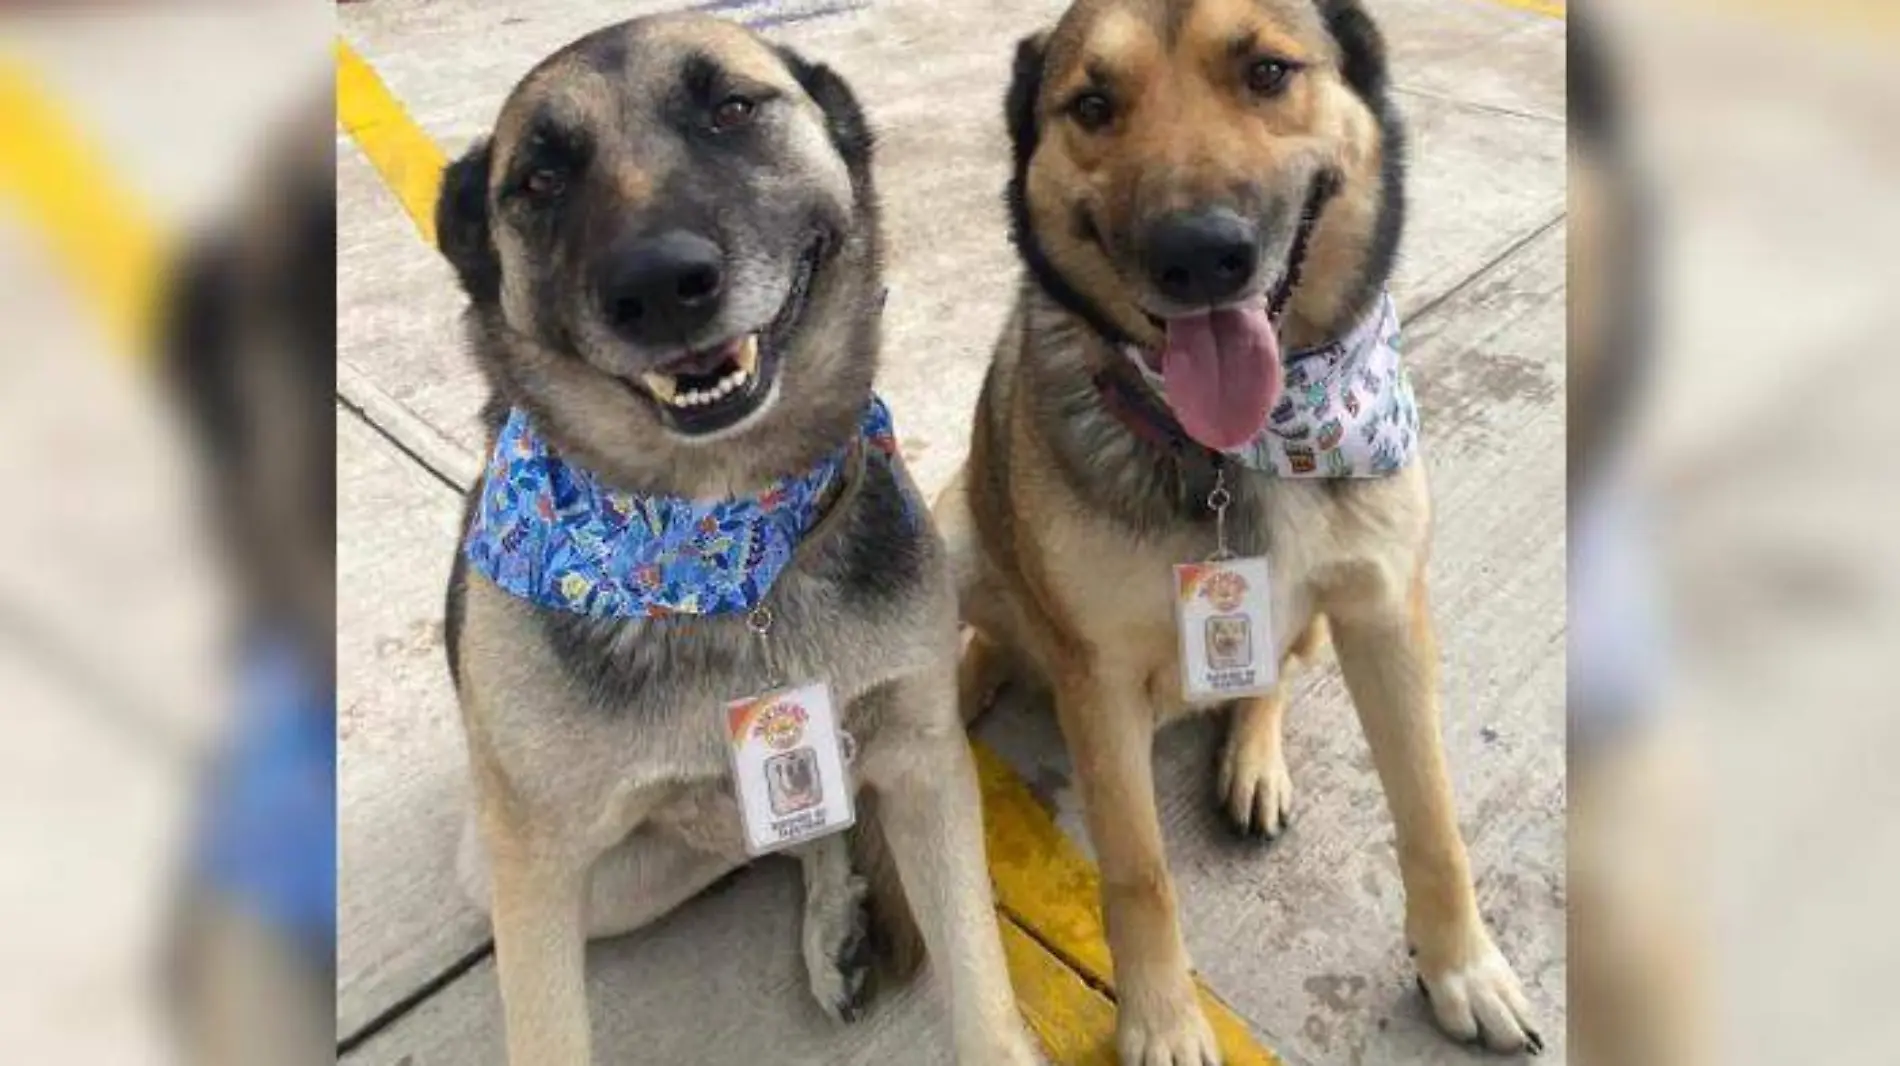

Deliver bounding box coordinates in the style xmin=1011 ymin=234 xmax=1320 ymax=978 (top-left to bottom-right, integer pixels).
xmin=1175 ymin=557 xmax=1277 ymax=704
xmin=725 ymin=682 xmax=856 ymax=856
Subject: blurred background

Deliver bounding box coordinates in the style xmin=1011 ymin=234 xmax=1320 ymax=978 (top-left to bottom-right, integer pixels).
xmin=0 ymin=4 xmax=333 ymax=1066
xmin=0 ymin=0 xmax=1894 ymax=1064
xmin=1569 ymin=2 xmax=1900 ymax=1066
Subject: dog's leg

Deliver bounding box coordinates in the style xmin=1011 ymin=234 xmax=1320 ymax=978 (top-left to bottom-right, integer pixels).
xmin=461 ymin=818 xmax=741 ymax=941
xmin=1218 ymin=693 xmax=1294 ymax=840
xmin=795 ymin=836 xmax=874 ymax=1023
xmin=958 ymin=629 xmax=1014 ymax=725
xmin=859 ymin=679 xmax=1045 ymax=1066
xmin=1217 ymin=614 xmax=1326 ymax=839
xmin=1329 ymin=572 xmax=1543 ymax=1055
xmin=486 ymin=834 xmax=593 ymax=1066
xmin=1054 ymin=664 xmax=1220 ymax=1066
xmin=582 ymin=830 xmax=745 ymax=940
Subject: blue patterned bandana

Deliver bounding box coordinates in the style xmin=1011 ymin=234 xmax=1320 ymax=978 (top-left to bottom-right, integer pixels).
xmin=466 ymin=399 xmax=898 ymax=618
xmin=1112 ymin=291 xmax=1420 ymax=477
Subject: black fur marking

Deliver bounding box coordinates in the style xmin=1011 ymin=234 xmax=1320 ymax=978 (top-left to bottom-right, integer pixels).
xmin=1002 ymin=33 xmax=1139 ymax=348
xmin=1320 ymin=0 xmax=1389 ymax=100
xmin=163 ymin=237 xmax=241 ymax=464
xmin=775 ymin=46 xmax=877 ymax=201
xmin=536 ymin=609 xmax=744 ymax=714
xmin=681 ymin=51 xmax=722 ymax=105
xmin=1318 ymin=0 xmax=1406 ymax=337
xmin=436 ymin=139 xmax=501 ymax=305
xmin=579 ymin=31 xmax=629 ymax=73
xmin=828 ymin=455 xmax=927 ymax=614
xmin=1567 ymin=8 xmax=1651 ymax=495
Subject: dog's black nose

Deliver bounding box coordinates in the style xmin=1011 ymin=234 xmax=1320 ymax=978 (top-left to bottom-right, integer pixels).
xmin=1142 ymin=209 xmax=1260 ymax=306
xmin=597 ymin=230 xmax=725 ymax=343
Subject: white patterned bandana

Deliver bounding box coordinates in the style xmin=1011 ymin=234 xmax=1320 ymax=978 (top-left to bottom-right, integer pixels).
xmin=1114 ymin=291 xmax=1419 ymax=478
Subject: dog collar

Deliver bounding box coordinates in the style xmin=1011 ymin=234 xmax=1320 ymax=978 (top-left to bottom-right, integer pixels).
xmin=465 ymin=398 xmax=898 ymax=618
xmin=1099 ymin=290 xmax=1419 ymax=478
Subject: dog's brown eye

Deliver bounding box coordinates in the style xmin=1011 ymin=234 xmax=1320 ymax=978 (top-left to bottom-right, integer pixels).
xmin=1069 ymin=91 xmax=1114 ymax=132
xmin=525 ymin=168 xmax=565 ymax=198
xmin=711 ymin=95 xmax=756 ymax=132
xmin=1246 ymin=58 xmax=1294 ymax=96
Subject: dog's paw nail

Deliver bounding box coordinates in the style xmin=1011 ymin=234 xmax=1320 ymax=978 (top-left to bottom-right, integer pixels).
xmin=1526 ymin=1027 xmax=1545 ymax=1055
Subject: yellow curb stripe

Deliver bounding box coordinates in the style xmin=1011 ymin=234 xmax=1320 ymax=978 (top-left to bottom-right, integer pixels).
xmin=1477 ymin=0 xmax=1565 ymax=18
xmin=999 ymin=919 xmax=1120 ymax=1064
xmin=977 ymin=746 xmax=1285 ymax=1066
xmin=336 ymin=39 xmax=445 ymax=246
xmin=0 ymin=59 xmax=168 ymax=362
xmin=335 ymin=36 xmax=1283 ymax=1064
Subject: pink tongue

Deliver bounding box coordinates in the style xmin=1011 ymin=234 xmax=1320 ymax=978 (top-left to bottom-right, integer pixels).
xmin=1159 ymin=306 xmax=1283 ymax=451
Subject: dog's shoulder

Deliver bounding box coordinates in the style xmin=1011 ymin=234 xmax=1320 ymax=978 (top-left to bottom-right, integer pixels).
xmin=808 ymin=448 xmax=938 ymax=616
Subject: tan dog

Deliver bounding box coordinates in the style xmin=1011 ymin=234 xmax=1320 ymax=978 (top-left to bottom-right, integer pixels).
xmin=937 ymin=0 xmax=1544 ymax=1061
xmin=433 ymin=17 xmax=1042 ymax=1065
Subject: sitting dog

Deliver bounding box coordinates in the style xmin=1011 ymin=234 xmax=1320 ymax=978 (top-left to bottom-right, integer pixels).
xmin=432 ymin=16 xmax=1041 ymax=1065
xmin=937 ymin=0 xmax=1544 ymax=1060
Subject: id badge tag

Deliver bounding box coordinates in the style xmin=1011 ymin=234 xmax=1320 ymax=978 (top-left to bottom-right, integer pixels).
xmin=1175 ymin=556 xmax=1277 ymax=705
xmin=726 ymin=681 xmax=856 ymax=857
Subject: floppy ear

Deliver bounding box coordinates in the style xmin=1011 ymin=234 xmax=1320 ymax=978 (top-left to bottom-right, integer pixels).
xmin=1320 ymin=0 xmax=1389 ymax=102
xmin=435 ymin=138 xmax=501 ymax=305
xmin=1003 ymin=31 xmax=1048 ymax=176
xmin=775 ymin=47 xmax=875 ymax=191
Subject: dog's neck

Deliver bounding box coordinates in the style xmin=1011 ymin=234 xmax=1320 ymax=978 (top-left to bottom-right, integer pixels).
xmin=463 ymin=399 xmax=896 ymax=618
xmin=1092 ymin=291 xmax=1418 ymax=478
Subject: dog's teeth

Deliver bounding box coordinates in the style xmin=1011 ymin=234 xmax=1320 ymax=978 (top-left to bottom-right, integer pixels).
xmin=736 ymin=335 xmax=760 ymax=376
xmin=642 ymin=373 xmax=678 ymax=402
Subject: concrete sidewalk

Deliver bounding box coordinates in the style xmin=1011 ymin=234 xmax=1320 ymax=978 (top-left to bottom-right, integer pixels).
xmin=336 ymin=2 xmax=1567 ymax=1063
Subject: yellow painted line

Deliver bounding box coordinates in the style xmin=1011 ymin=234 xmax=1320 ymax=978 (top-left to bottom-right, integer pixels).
xmin=0 ymin=59 xmax=168 ymax=361
xmin=977 ymin=746 xmax=1284 ymax=1066
xmin=999 ymin=919 xmax=1120 ymax=1064
xmin=336 ymin=37 xmax=1283 ymax=1064
xmin=336 ymin=39 xmax=445 ymax=245
xmin=1474 ymin=0 xmax=1565 ymax=18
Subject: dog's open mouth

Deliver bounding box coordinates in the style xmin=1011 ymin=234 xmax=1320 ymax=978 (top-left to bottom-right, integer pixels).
xmin=628 ymin=238 xmax=824 ymax=436
xmin=1149 ymin=301 xmax=1284 ymax=453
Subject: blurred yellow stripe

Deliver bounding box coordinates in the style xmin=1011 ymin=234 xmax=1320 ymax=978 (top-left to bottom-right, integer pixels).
xmin=334 ymin=37 xmax=1284 ymax=1064
xmin=0 ymin=60 xmax=167 ymax=362
xmin=335 ymin=39 xmax=445 ymax=245
xmin=1480 ymin=0 xmax=1565 ymax=17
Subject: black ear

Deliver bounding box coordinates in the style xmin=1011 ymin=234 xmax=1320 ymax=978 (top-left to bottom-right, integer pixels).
xmin=775 ymin=47 xmax=875 ymax=191
xmin=436 ymin=138 xmax=501 ymax=305
xmin=1320 ymin=0 xmax=1389 ymax=103
xmin=1004 ymin=32 xmax=1048 ymax=176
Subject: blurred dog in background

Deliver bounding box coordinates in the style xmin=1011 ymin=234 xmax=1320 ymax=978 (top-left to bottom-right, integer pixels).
xmin=159 ymin=87 xmax=336 ymax=1066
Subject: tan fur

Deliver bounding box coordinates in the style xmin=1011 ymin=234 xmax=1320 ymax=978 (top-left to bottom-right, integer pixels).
xmin=451 ymin=18 xmax=1041 ymax=1066
xmin=953 ymin=1 xmax=1542 ymax=1059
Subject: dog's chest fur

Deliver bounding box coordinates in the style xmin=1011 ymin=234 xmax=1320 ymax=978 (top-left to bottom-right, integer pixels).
xmin=455 ymin=454 xmax=952 ymax=841
xmin=991 ymin=294 xmax=1430 ymax=712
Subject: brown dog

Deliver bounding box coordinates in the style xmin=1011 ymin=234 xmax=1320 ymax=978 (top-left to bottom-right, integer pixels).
xmin=937 ymin=0 xmax=1544 ymax=1060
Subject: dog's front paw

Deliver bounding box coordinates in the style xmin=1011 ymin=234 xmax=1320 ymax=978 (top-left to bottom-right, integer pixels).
xmin=1415 ymin=933 xmax=1543 ymax=1055
xmin=803 ymin=873 xmax=874 ymax=1023
xmin=1216 ymin=728 xmax=1294 ymax=840
xmin=1118 ymin=994 xmax=1222 ymax=1066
